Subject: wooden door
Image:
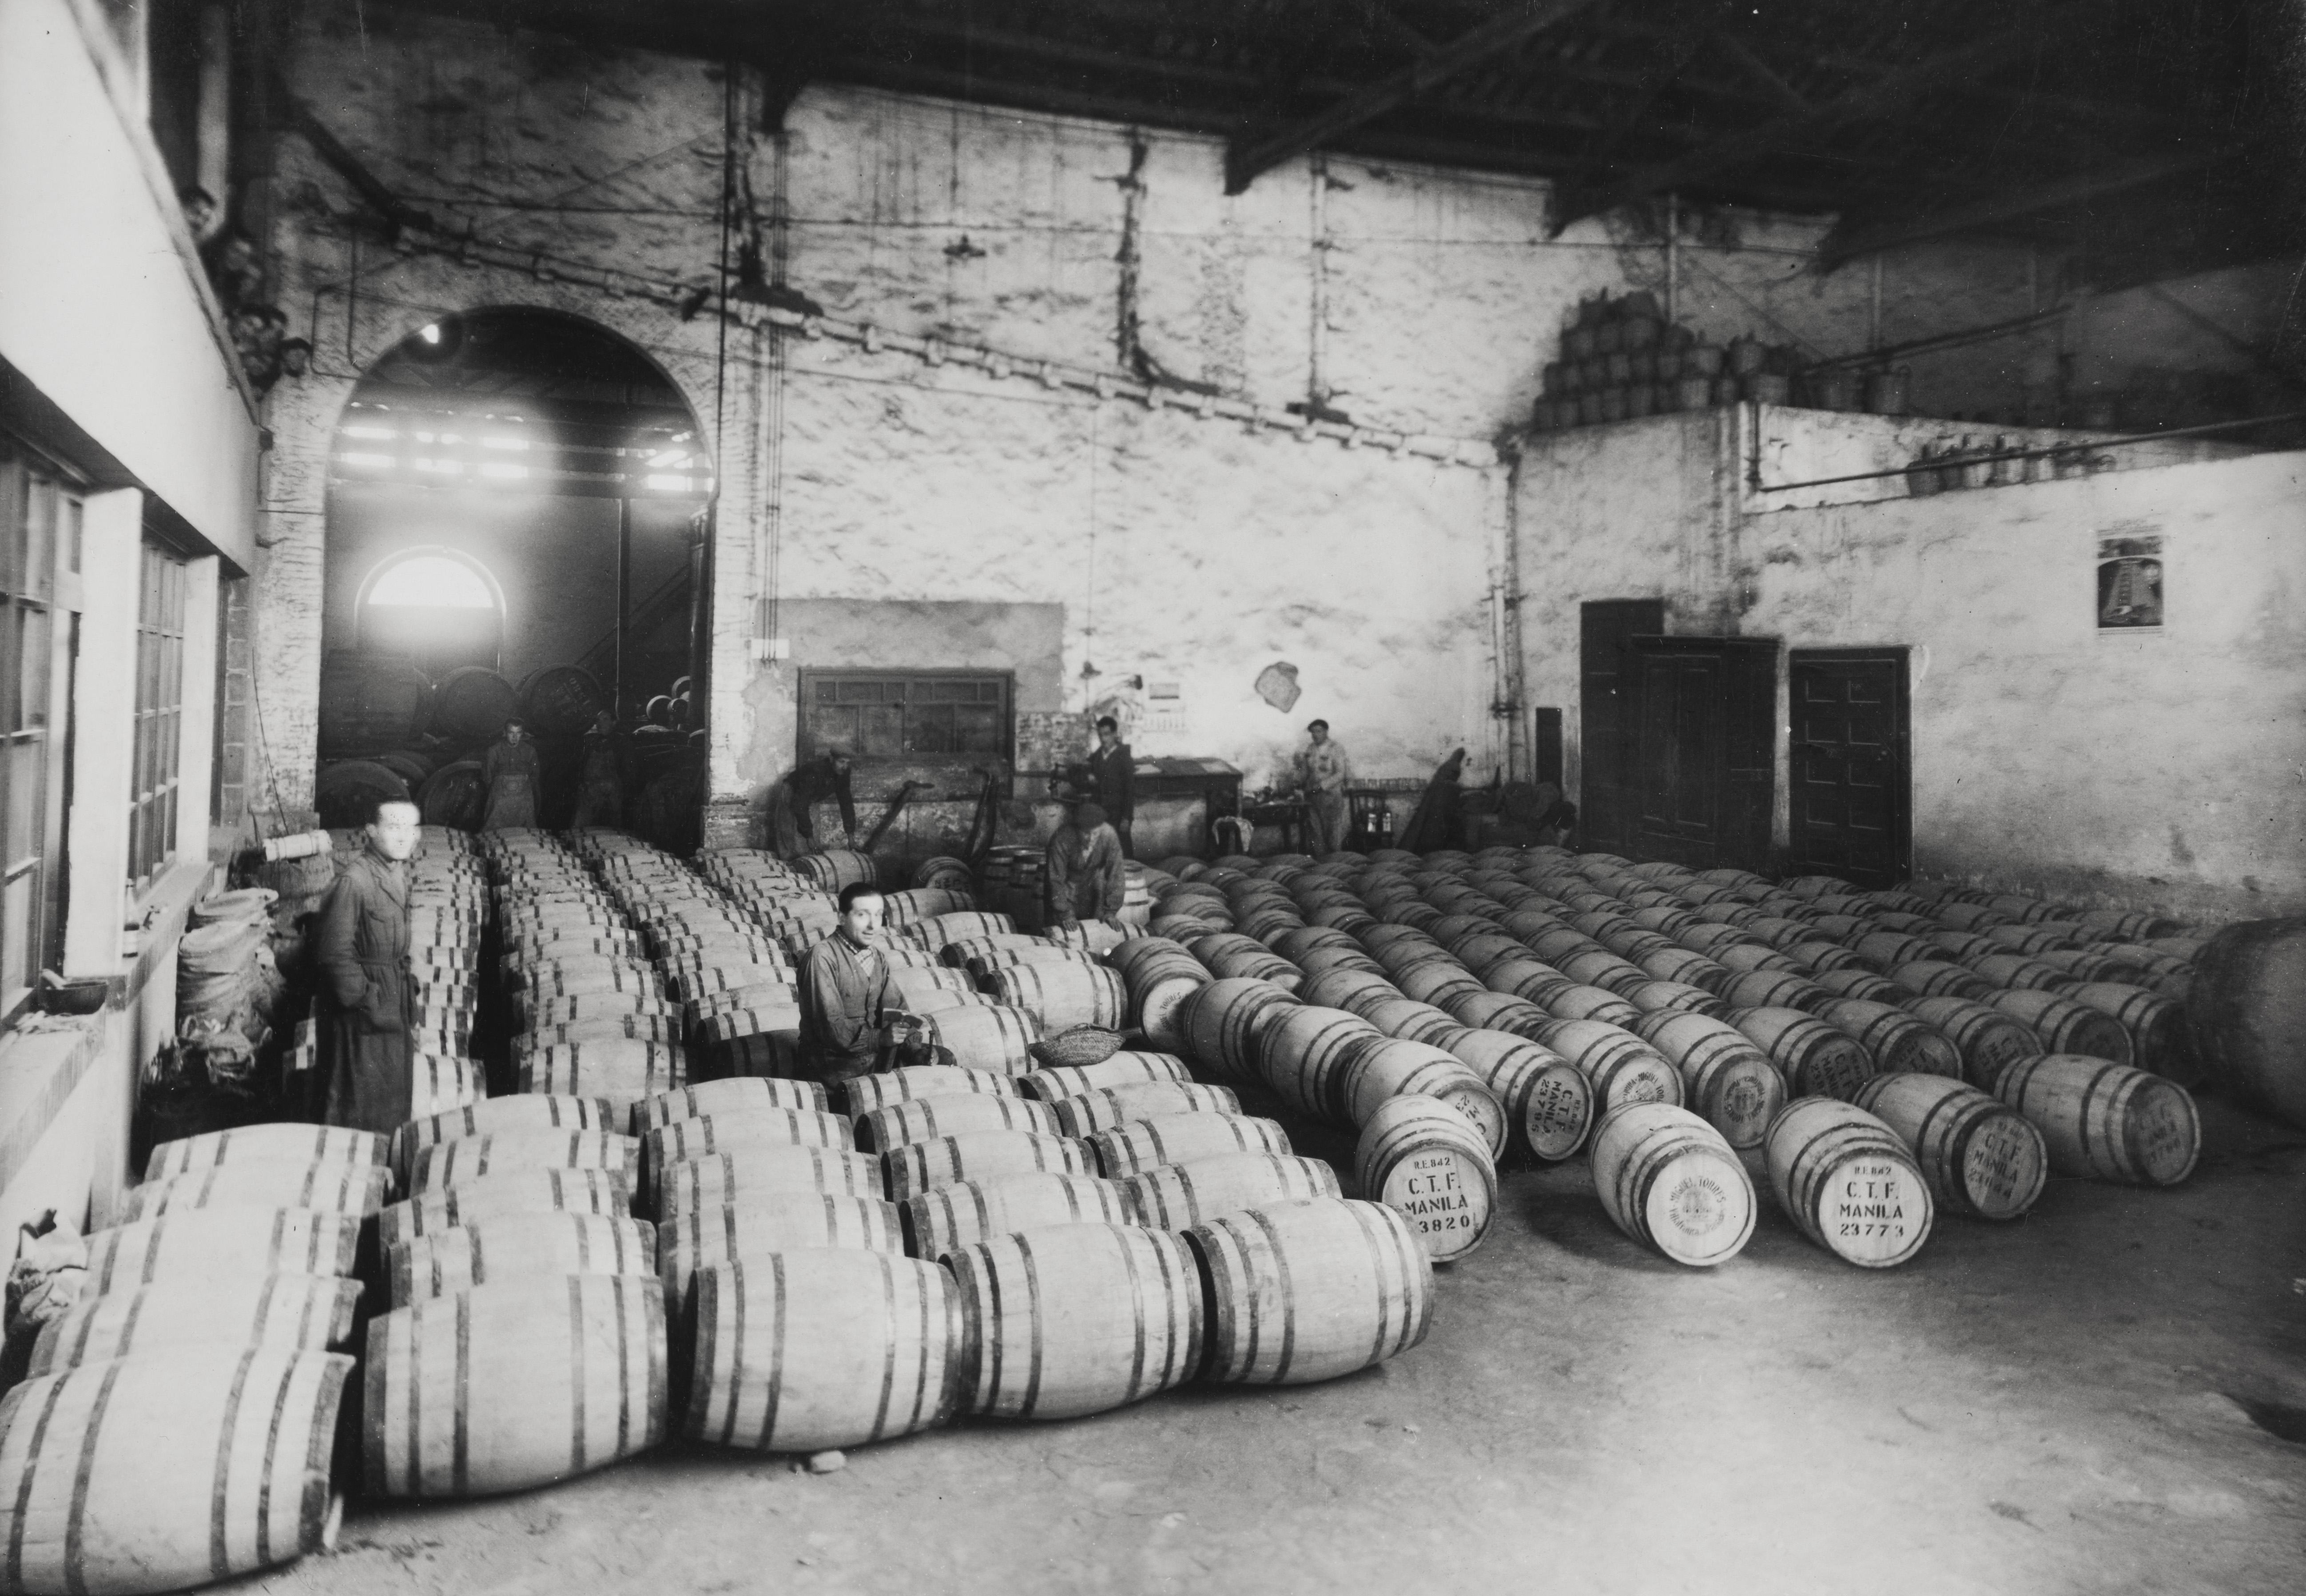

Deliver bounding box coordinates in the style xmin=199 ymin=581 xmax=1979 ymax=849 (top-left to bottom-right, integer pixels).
xmin=1788 ymin=649 xmax=1910 ymax=888
xmin=1628 ymin=636 xmax=1777 ymax=872
xmin=1578 ymin=599 xmax=1665 ymax=855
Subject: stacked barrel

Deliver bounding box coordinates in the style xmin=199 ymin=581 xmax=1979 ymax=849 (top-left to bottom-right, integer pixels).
xmin=405 ymin=824 xmax=485 ymax=1115
xmin=0 ymin=1126 xmax=377 ymax=1588
xmin=489 ymin=829 xmax=683 ymax=1114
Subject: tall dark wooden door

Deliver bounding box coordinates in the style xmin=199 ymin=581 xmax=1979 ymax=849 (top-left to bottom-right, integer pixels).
xmin=1787 ymin=649 xmax=1910 ymax=888
xmin=1578 ymin=599 xmax=1665 ymax=855
xmin=1628 ymin=636 xmax=1778 ymax=872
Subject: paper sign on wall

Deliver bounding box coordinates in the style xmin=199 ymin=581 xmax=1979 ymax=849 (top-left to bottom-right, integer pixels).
xmin=2096 ymin=529 xmax=2165 ymax=633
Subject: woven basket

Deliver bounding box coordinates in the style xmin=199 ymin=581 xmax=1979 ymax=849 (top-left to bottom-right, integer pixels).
xmin=1029 ymin=1025 xmax=1123 ymax=1069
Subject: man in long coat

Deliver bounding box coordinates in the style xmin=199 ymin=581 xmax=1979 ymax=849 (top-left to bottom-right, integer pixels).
xmin=1084 ymin=716 xmax=1136 ymax=859
xmin=480 ymin=720 xmax=540 ymax=829
xmin=314 ymin=799 xmax=420 ymax=1133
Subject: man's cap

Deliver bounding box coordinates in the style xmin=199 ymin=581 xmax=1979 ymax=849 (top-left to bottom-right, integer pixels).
xmin=1077 ymin=801 xmax=1108 ymax=828
xmin=1308 ymin=718 xmax=1330 ymax=733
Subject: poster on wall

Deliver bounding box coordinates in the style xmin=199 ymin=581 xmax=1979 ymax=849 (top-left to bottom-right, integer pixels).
xmin=2095 ymin=529 xmax=2166 ymax=633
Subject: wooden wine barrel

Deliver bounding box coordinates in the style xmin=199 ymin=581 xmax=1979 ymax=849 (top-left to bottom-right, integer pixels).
xmin=1049 ymin=1081 xmax=1241 ymax=1139
xmin=1444 ymin=990 xmax=1554 ymax=1039
xmin=2183 ymin=918 xmax=2306 ymax=1123
xmin=1993 ymin=1054 xmax=2199 ymax=1185
xmin=1193 ymin=938 xmax=1303 ymax=991
xmin=1897 ymin=995 xmax=2041 ymax=1091
xmin=1120 ymin=1151 xmax=1341 ymax=1233
xmin=658 ymin=1147 xmax=883 ymax=1218
xmin=1630 ymin=1011 xmax=1785 ymax=1150
xmin=1887 ymin=960 xmax=1994 ymax=1001
xmin=902 ymin=1172 xmax=1133 ymax=1261
xmin=1817 ymin=998 xmax=1963 ymax=1079
xmin=1540 ymin=984 xmax=1645 ymax=1028
xmin=1337 ymin=1037 xmax=1505 ymax=1157
xmin=1254 ymin=1005 xmax=1380 ymax=1122
xmin=643 ymin=1112 xmax=856 ymax=1190
xmin=841 ymin=1065 xmax=1023 ymax=1117
xmin=1730 ymin=1007 xmax=1877 ymax=1100
xmin=1988 ymin=989 xmax=2133 ymax=1065
xmin=1298 ymin=966 xmax=1403 ymax=1016
xmin=28 ymin=1273 xmax=363 ymax=1376
xmin=1111 ymin=947 xmax=1209 ymax=1053
xmin=790 ymin=849 xmax=878 ymax=895
xmin=1530 ymin=1019 xmax=1683 ymax=1110
xmin=431 ymin=665 xmax=521 ymax=743
xmin=0 ymin=1347 xmax=352 ymax=1593
xmin=1623 ymin=979 xmax=1729 ymax=1019
xmin=1352 ymin=1096 xmax=1495 ymax=1262
xmin=2063 ymin=982 xmax=2195 ymax=1085
xmin=1086 ymin=1113 xmax=1291 ymax=1179
xmin=364 ymin=1274 xmax=665 ymax=1497
xmin=1763 ymin=1098 xmax=1934 ymax=1267
xmin=390 ymin=1097 xmax=618 ymax=1187
xmin=1719 ymin=970 xmax=1832 ymax=1014
xmin=983 ymin=963 xmax=1127 ymax=1033
xmin=82 ymin=1210 xmax=360 ymax=1295
xmin=883 ymin=1130 xmax=1091 ymax=1202
xmin=518 ymin=664 xmax=608 ymax=736
xmin=1182 ymin=978 xmax=1300 ymax=1081
xmin=660 ymin=1194 xmax=902 ymax=1305
xmin=947 ymin=1222 xmax=1200 ymax=1419
xmin=920 ymin=1005 xmax=1041 ymax=1074
xmin=126 ymin=1162 xmax=389 ymax=1222
xmin=1807 ymin=968 xmax=1912 ymax=1008
xmin=1353 ymin=998 xmax=1463 ymax=1048
xmin=855 ymin=1094 xmax=1061 ymax=1154
xmin=685 ymin=1253 xmax=958 ymax=1451
xmin=1589 ymin=1103 xmax=1755 ymax=1267
xmin=518 ymin=1039 xmax=684 ymax=1110
xmin=408 ymin=1130 xmax=642 ymax=1193
xmin=377 ymin=1169 xmax=632 ymax=1250
xmin=388 ymin=1213 xmax=656 ymax=1306
xmin=1189 ymin=1198 xmax=1431 ymax=1384
xmin=1436 ymin=1027 xmax=1593 ymax=1162
xmin=1850 ymin=1074 xmax=2047 ymax=1221
xmin=1018 ymin=1052 xmax=1190 ymax=1103
xmin=146 ymin=1124 xmax=384 ymax=1184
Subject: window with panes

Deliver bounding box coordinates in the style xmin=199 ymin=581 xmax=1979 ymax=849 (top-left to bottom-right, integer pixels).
xmin=0 ymin=438 xmax=81 ymax=1016
xmin=128 ymin=540 xmax=187 ymax=890
xmin=797 ymin=671 xmax=1012 ymax=763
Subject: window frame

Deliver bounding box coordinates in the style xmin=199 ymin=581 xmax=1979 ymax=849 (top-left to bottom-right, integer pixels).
xmin=796 ymin=668 xmax=1015 ymax=769
xmin=127 ymin=537 xmax=187 ymax=893
xmin=0 ymin=436 xmax=83 ymax=1022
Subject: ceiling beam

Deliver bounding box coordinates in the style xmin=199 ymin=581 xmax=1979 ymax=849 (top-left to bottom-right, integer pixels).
xmin=1552 ymin=24 xmax=2036 ymax=231
xmin=1222 ymin=0 xmax=1604 ymax=195
xmin=1815 ymin=147 xmax=2239 ymax=270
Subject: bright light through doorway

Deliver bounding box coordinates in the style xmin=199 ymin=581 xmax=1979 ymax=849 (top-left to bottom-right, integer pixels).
xmin=367 ymin=553 xmax=496 ymax=608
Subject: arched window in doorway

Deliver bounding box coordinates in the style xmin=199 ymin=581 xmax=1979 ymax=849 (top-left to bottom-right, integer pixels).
xmin=356 ymin=547 xmax=506 ymax=677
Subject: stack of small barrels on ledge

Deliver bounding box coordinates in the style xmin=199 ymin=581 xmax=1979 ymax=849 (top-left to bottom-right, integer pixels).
xmin=1104 ymin=842 xmax=2203 ymax=1275
xmin=0 ymin=1124 xmax=380 ymax=1590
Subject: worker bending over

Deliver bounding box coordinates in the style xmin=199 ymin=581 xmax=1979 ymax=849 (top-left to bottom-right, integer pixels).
xmin=795 ymin=883 xmax=934 ymax=1084
xmin=1295 ymin=719 xmax=1352 ymax=855
xmin=314 ymin=799 xmax=419 ymax=1133
xmin=771 ymin=748 xmax=857 ymax=859
xmin=1045 ymin=800 xmax=1126 ymax=930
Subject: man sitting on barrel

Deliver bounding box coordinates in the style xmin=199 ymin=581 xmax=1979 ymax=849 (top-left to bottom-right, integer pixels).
xmin=796 ymin=883 xmax=938 ymax=1084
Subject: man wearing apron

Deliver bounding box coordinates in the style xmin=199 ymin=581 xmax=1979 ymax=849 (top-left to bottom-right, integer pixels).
xmin=314 ymin=799 xmax=419 ymax=1133
xmin=481 ymin=719 xmax=540 ymax=829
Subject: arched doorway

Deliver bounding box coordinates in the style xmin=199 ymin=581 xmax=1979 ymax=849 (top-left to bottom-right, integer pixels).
xmin=319 ymin=308 xmax=713 ymax=838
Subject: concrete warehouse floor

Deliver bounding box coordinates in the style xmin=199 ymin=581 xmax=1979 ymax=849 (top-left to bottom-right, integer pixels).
xmin=274 ymin=1098 xmax=2305 ymax=1596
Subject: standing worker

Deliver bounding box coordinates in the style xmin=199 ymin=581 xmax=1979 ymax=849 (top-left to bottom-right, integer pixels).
xmin=795 ymin=883 xmax=932 ymax=1084
xmin=1084 ymin=716 xmax=1136 ymax=859
xmin=571 ymin=711 xmax=623 ymax=829
xmin=1045 ymin=801 xmax=1125 ymax=930
xmin=1295 ymin=719 xmax=1352 ymax=855
xmin=480 ymin=719 xmax=540 ymax=830
xmin=313 ymin=799 xmax=419 ymax=1133
xmin=770 ymin=747 xmax=857 ymax=859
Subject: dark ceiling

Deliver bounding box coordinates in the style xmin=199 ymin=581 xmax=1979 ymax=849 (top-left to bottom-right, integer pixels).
xmin=382 ymin=0 xmax=2296 ymax=283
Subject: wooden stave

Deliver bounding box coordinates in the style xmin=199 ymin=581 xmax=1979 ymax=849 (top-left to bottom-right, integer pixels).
xmin=1762 ymin=1098 xmax=1935 ymax=1267
xmin=919 ymin=1005 xmax=1042 ymax=1074
xmin=1119 ymin=1153 xmax=1344 ymax=1234
xmin=1850 ymin=1074 xmax=2048 ymax=1221
xmin=1187 ymin=1198 xmax=1432 ymax=1385
xmin=949 ymin=1223 xmax=1202 ymax=1420
xmin=1254 ymin=1005 xmax=1382 ymax=1122
xmin=1085 ymin=1113 xmax=1292 ymax=1179
xmin=0 ymin=1347 xmax=352 ymax=1593
xmin=363 ymin=1274 xmax=668 ymax=1498
xmin=685 ymin=1253 xmax=960 ymax=1452
xmin=1589 ymin=1103 xmax=1757 ymax=1267
xmin=1817 ymin=999 xmax=1965 ymax=1079
xmin=1352 ymin=1097 xmax=1495 ymax=1262
xmin=1988 ymin=990 xmax=2135 ymax=1067
xmin=1900 ymin=996 xmax=2044 ymax=1091
xmin=2064 ymin=981 xmax=2196 ymax=1085
xmin=28 ymin=1274 xmax=364 ymax=1377
xmin=985 ymin=963 xmax=1129 ymax=1033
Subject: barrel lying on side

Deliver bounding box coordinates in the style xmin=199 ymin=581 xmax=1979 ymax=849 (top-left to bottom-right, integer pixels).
xmin=378 ymin=1169 xmax=634 ymax=1250
xmin=1589 ymin=1103 xmax=1756 ymax=1268
xmin=125 ymin=1162 xmax=390 ymax=1221
xmin=145 ymin=1124 xmax=384 ymax=1182
xmin=856 ymin=1094 xmax=1061 ymax=1154
xmin=0 ymin=1348 xmax=352 ymax=1596
xmin=843 ymin=1065 xmax=1023 ymax=1116
xmin=686 ymin=1253 xmax=960 ymax=1451
xmin=1188 ymin=1198 xmax=1432 ymax=1385
xmin=660 ymin=1194 xmax=902 ymax=1306
xmin=1851 ymin=1074 xmax=2047 ymax=1221
xmin=365 ymin=1274 xmax=667 ymax=1497
xmin=903 ymin=1172 xmax=1136 ymax=1260
xmin=81 ymin=1210 xmax=361 ymax=1291
xmin=883 ymin=1130 xmax=1091 ymax=1202
xmin=394 ymin=1095 xmax=618 ymax=1186
xmin=633 ymin=1077 xmax=828 ymax=1134
xmin=949 ymin=1223 xmax=1201 ymax=1419
xmin=1354 ymin=1096 xmax=1495 ymax=1263
xmin=1121 ymin=1152 xmax=1343 ymax=1234
xmin=1764 ymin=1098 xmax=1934 ymax=1267
xmin=1086 ymin=1113 xmax=1292 ymax=1179
xmin=29 ymin=1274 xmax=364 ymax=1376
xmin=1993 ymin=1054 xmax=2199 ymax=1186
xmin=387 ymin=1213 xmax=657 ymax=1306
xmin=1437 ymin=1027 xmax=1594 ymax=1162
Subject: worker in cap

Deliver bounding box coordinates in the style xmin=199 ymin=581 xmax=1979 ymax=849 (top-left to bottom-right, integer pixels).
xmin=1045 ymin=799 xmax=1125 ymax=931
xmin=1294 ymin=719 xmax=1352 ymax=855
xmin=769 ymin=745 xmax=857 ymax=860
